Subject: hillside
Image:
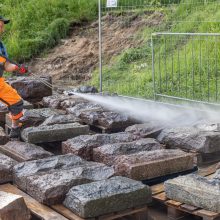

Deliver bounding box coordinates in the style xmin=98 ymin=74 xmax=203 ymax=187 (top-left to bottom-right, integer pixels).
xmin=1 ymin=0 xmax=220 ymax=102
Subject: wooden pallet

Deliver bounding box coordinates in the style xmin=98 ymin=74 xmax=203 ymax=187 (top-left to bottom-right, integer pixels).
xmin=0 ymin=184 xmax=68 ymax=220
xmin=52 ymin=204 xmax=148 ymax=220
xmin=0 ymin=183 xmax=148 ymax=220
xmin=151 ymin=163 xmax=219 ymax=220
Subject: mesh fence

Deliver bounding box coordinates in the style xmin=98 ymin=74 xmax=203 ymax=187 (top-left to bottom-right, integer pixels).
xmin=152 ymin=33 xmax=220 ymax=104
xmin=99 ymin=0 xmax=220 ymax=101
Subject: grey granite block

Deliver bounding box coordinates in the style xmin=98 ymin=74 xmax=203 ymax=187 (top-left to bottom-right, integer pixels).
xmin=63 ymin=176 xmax=152 ymax=218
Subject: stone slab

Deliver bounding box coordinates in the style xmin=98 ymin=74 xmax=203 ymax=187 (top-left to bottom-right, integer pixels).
xmin=80 ymin=110 xmax=136 ymax=132
xmin=21 ymin=123 xmax=90 ymax=144
xmin=13 ymin=154 xmax=86 ymax=191
xmin=62 ymin=132 xmax=138 ymax=160
xmin=157 ymin=123 xmax=220 ymax=154
xmin=93 ymin=138 xmax=163 ymax=165
xmin=1 ymin=141 xmax=53 ymax=162
xmin=66 ymin=103 xmax=103 ymax=117
xmin=41 ymin=114 xmax=81 ymax=126
xmin=42 ymin=94 xmax=87 ymax=109
xmin=0 ymin=153 xmax=17 ymax=184
xmin=164 ymin=174 xmax=220 ymax=213
xmin=0 ymin=127 xmax=9 ymax=145
xmin=0 ymin=191 xmax=31 ymax=220
xmin=113 ymin=149 xmax=195 ymax=180
xmin=9 ymin=76 xmax=52 ymax=102
xmin=125 ymin=122 xmax=164 ymax=138
xmin=25 ymin=162 xmax=114 ymax=205
xmin=63 ymin=176 xmax=152 ymax=218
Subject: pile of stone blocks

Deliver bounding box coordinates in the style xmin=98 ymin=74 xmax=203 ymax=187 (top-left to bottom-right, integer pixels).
xmin=157 ymin=122 xmax=220 ymax=164
xmin=66 ymin=103 xmax=103 ymax=117
xmin=0 ymin=141 xmax=53 ymax=162
xmin=62 ymin=132 xmax=138 ymax=160
xmin=63 ymin=176 xmax=152 ymax=218
xmin=125 ymin=122 xmax=164 ymax=138
xmin=80 ymin=110 xmax=137 ymax=132
xmin=93 ymin=138 xmax=163 ymax=165
xmin=0 ymin=153 xmax=17 ymax=184
xmin=113 ymin=149 xmax=195 ymax=180
xmin=0 ymin=191 xmax=31 ymax=220
xmin=13 ymin=154 xmax=114 ymax=205
xmin=9 ymin=76 xmax=52 ymax=103
xmin=21 ymin=122 xmax=90 ymax=144
xmin=42 ymin=94 xmax=88 ymax=110
xmin=165 ymin=170 xmax=220 ymax=213
xmin=158 ymin=123 xmax=220 ymax=154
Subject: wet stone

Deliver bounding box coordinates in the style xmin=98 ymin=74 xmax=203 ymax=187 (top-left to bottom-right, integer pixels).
xmin=21 ymin=123 xmax=90 ymax=144
xmin=93 ymin=138 xmax=163 ymax=165
xmin=157 ymin=124 xmax=220 ymax=153
xmin=0 ymin=191 xmax=31 ymax=220
xmin=125 ymin=122 xmax=164 ymax=138
xmin=66 ymin=103 xmax=103 ymax=117
xmin=41 ymin=114 xmax=81 ymax=126
xmin=66 ymin=86 xmax=98 ymax=94
xmin=0 ymin=153 xmax=17 ymax=184
xmin=9 ymin=76 xmax=52 ymax=102
xmin=113 ymin=149 xmax=194 ymax=180
xmin=165 ymin=174 xmax=220 ymax=213
xmin=80 ymin=110 xmax=137 ymax=132
xmin=43 ymin=94 xmax=68 ymax=109
xmin=2 ymin=141 xmax=53 ymax=161
xmin=62 ymin=132 xmax=138 ymax=160
xmin=63 ymin=176 xmax=152 ymax=218
xmin=13 ymin=154 xmax=86 ymax=191
xmin=25 ymin=162 xmax=114 ymax=205
xmin=43 ymin=94 xmax=87 ymax=110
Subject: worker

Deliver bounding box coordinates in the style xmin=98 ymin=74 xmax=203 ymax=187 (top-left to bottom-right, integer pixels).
xmin=0 ymin=16 xmax=28 ymax=138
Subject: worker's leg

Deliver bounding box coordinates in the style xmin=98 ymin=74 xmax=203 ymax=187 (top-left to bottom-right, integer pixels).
xmin=0 ymin=78 xmax=23 ymax=138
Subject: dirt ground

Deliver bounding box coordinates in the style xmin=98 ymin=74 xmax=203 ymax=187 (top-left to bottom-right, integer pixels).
xmin=28 ymin=11 xmax=164 ymax=86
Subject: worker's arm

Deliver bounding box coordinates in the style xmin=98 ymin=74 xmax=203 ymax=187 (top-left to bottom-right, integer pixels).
xmin=4 ymin=61 xmax=28 ymax=74
xmin=4 ymin=61 xmax=17 ymax=72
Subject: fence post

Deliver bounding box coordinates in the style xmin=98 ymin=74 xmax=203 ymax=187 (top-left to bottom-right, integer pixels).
xmin=151 ymin=34 xmax=156 ymax=101
xmin=98 ymin=0 xmax=103 ymax=93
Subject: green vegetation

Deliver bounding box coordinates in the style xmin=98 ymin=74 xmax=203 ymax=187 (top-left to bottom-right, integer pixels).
xmin=1 ymin=0 xmax=220 ymax=103
xmin=91 ymin=0 xmax=220 ymax=103
xmin=0 ymin=0 xmax=98 ymax=61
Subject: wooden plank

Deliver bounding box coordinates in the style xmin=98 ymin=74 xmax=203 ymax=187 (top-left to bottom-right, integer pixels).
xmin=98 ymin=207 xmax=148 ymax=220
xmin=151 ymin=183 xmax=164 ymax=195
xmin=152 ymin=192 xmax=167 ymax=202
xmin=194 ymin=209 xmax=220 ymax=218
xmin=0 ymin=145 xmax=26 ymax=162
xmin=52 ymin=204 xmax=148 ymax=220
xmin=52 ymin=204 xmax=95 ymax=220
xmin=166 ymin=200 xmax=182 ymax=207
xmin=0 ymin=184 xmax=68 ymax=220
xmin=197 ymin=163 xmax=217 ymax=177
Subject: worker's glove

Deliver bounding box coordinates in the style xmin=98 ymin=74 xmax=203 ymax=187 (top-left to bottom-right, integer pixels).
xmin=15 ymin=64 xmax=28 ymax=74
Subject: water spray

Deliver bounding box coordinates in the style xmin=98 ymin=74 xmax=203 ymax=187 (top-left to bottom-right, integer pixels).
xmin=68 ymin=92 xmax=220 ymax=127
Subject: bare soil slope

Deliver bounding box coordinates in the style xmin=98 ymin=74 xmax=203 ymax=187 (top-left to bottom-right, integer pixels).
xmin=29 ymin=11 xmax=164 ymax=86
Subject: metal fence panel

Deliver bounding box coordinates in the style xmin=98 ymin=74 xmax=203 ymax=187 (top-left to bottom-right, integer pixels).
xmin=152 ymin=32 xmax=220 ymax=104
xmin=98 ymin=0 xmax=220 ymax=101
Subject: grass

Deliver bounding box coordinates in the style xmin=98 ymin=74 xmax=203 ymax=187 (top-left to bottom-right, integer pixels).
xmin=0 ymin=0 xmax=98 ymax=61
xmin=90 ymin=0 xmax=220 ymax=103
